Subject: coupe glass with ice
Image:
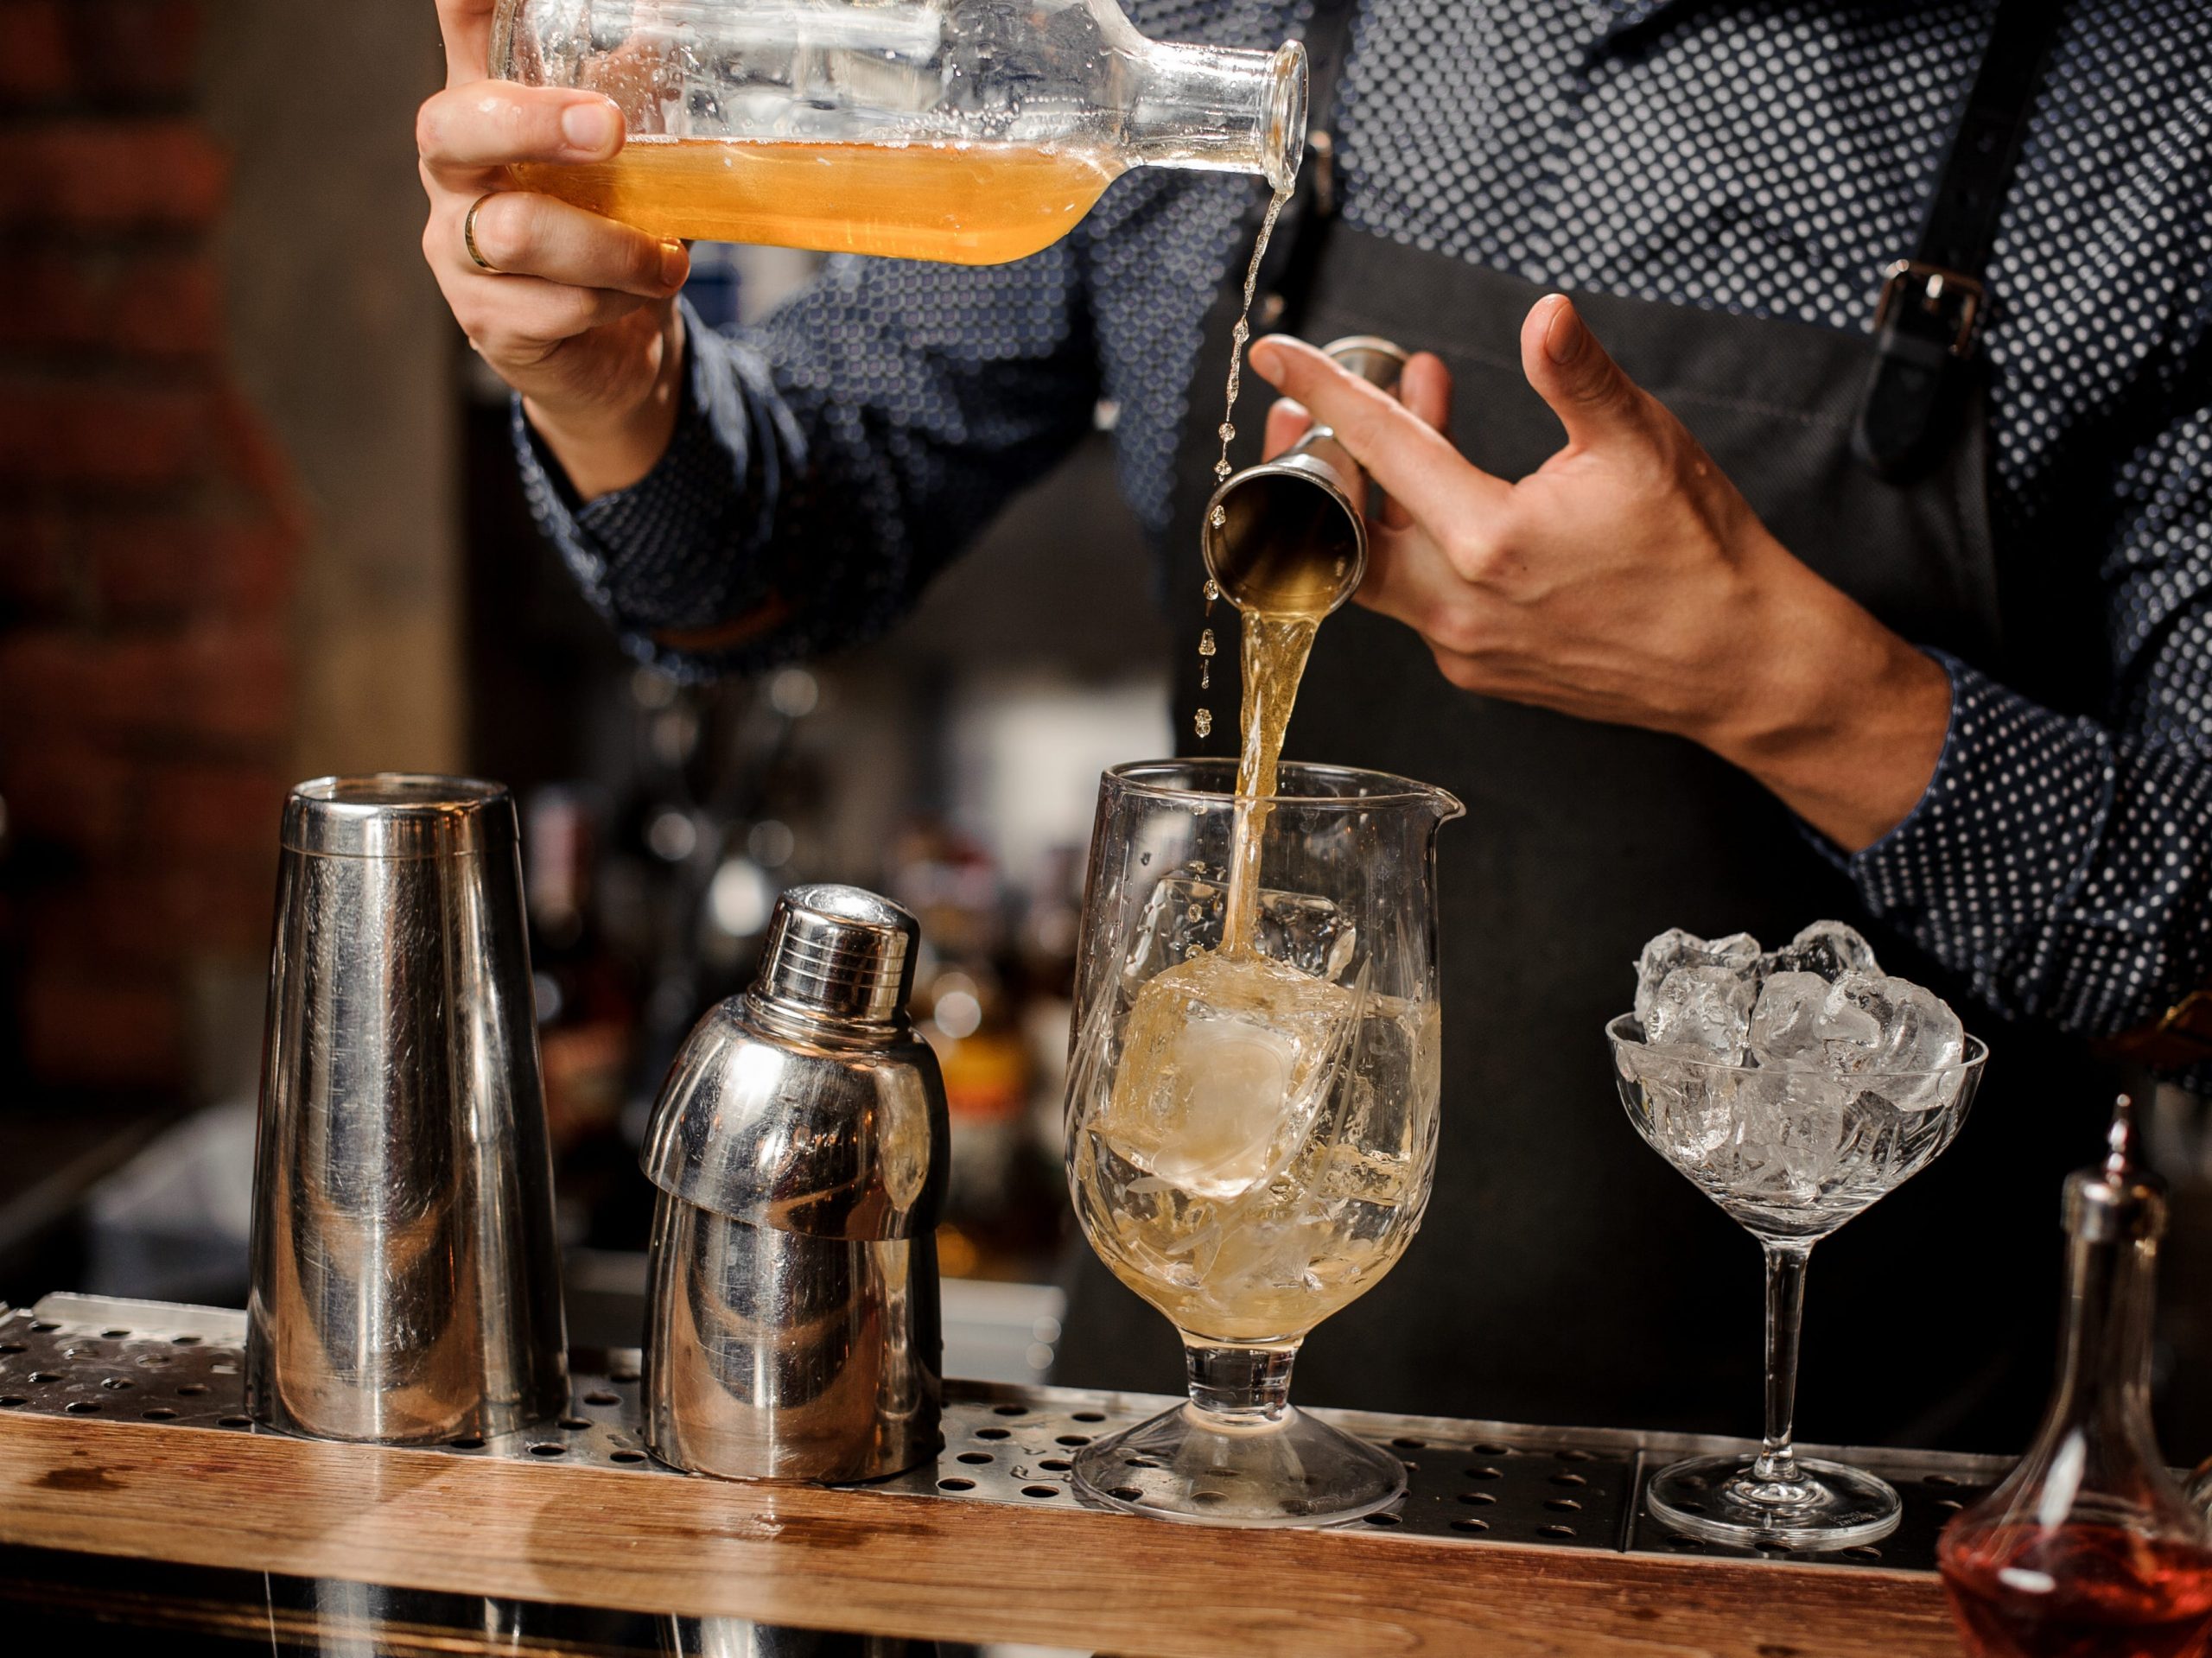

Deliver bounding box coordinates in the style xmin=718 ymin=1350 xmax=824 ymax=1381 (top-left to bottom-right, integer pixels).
xmin=1065 ymin=759 xmax=1461 ymax=1526
xmin=1610 ymin=924 xmax=1988 ymax=1548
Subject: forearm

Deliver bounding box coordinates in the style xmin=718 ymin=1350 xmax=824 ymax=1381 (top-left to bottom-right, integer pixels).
xmin=524 ymin=303 xmax=688 ymax=502
xmin=1700 ymin=552 xmax=1955 ymax=854
xmin=519 ymin=251 xmax=1100 ymax=675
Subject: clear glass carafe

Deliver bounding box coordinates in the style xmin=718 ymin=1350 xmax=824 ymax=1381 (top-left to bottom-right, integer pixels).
xmin=1064 ymin=759 xmax=1461 ymax=1527
xmin=492 ymin=0 xmax=1306 ymax=263
xmin=1938 ymin=1097 xmax=2212 ymax=1658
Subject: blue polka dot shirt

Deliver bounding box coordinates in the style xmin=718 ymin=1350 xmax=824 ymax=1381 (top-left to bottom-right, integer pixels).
xmin=518 ymin=0 xmax=2212 ymax=1052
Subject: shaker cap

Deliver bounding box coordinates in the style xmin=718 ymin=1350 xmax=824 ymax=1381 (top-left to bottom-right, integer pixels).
xmin=756 ymin=885 xmax=920 ymax=1024
xmin=2064 ymin=1095 xmax=2168 ymax=1243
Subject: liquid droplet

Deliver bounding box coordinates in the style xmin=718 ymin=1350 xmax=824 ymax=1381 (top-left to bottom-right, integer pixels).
xmin=1193 ymin=708 xmax=1214 ymax=739
xmin=1198 ymin=629 xmax=1217 ymax=658
xmin=1217 ymin=422 xmax=1236 ymax=444
xmin=1209 ymin=505 xmax=1227 ymax=529
xmin=1203 ymin=579 xmax=1221 ymax=605
xmin=1214 ymin=460 xmax=1233 ymax=480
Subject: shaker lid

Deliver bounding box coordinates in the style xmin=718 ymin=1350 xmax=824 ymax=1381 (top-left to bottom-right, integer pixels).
xmin=283 ymin=776 xmax=514 ymax=860
xmin=2064 ymin=1095 xmax=2168 ymax=1243
xmin=755 ymin=885 xmax=920 ymax=1024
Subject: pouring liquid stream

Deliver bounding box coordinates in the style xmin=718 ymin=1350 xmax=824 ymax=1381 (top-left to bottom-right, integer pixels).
xmin=1195 ymin=187 xmax=1292 ymax=745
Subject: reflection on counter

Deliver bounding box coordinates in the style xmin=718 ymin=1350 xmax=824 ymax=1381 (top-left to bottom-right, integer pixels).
xmin=0 ymin=1545 xmax=1085 ymax=1658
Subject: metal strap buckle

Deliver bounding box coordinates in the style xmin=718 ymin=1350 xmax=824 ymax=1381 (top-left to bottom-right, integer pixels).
xmin=2104 ymin=987 xmax=2212 ymax=1070
xmin=1872 ymin=259 xmax=1986 ymax=356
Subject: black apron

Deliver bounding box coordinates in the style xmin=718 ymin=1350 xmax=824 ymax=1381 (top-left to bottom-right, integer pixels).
xmin=1053 ymin=7 xmax=2113 ymax=1452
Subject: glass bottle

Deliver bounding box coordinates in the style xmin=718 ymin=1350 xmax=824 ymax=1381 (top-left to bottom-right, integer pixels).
xmin=493 ymin=0 xmax=1306 ymax=263
xmin=1937 ymin=1096 xmax=2212 ymax=1658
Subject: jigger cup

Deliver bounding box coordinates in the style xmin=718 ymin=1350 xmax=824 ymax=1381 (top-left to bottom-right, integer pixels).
xmin=1201 ymin=334 xmax=1408 ymax=618
xmin=247 ymin=776 xmax=569 ymax=1443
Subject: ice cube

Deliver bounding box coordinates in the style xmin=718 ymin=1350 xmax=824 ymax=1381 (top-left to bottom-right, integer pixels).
xmin=1734 ymin=1069 xmax=1852 ymax=1206
xmin=1122 ymin=876 xmax=1356 ymax=988
xmin=1824 ymin=970 xmax=1965 ymax=1110
xmin=1747 ymin=970 xmax=1830 ymax=1067
xmin=1763 ymin=919 xmax=1879 ymax=983
xmin=1633 ymin=928 xmax=1760 ymax=1028
xmin=1644 ymin=965 xmax=1754 ymax=1059
xmin=1099 ymin=951 xmax=1358 ymax=1200
xmin=1635 ymin=1052 xmax=1732 ymax=1162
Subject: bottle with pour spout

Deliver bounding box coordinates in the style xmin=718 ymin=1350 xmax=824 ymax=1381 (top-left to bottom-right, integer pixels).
xmin=493 ymin=0 xmax=1306 ymax=263
xmin=1937 ymin=1096 xmax=2212 ymax=1658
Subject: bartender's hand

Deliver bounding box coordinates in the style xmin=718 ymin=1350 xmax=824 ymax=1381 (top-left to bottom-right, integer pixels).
xmin=418 ymin=0 xmax=690 ymax=499
xmin=1247 ymin=302 xmax=1953 ymax=854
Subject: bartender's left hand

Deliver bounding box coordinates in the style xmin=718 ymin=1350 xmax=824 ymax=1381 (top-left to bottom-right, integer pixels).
xmin=1247 ymin=300 xmax=1953 ymax=854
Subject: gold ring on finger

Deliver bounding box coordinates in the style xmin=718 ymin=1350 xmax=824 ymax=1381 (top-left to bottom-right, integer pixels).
xmin=464 ymin=194 xmax=501 ymax=273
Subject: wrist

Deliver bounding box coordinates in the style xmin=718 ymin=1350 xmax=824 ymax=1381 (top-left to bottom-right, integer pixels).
xmin=1700 ymin=556 xmax=1953 ymax=853
xmin=524 ymin=304 xmax=689 ymax=503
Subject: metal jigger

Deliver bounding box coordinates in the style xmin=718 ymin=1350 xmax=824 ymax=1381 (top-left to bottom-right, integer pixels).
xmin=1202 ymin=334 xmax=1408 ymax=616
xmin=247 ymin=776 xmax=569 ymax=1444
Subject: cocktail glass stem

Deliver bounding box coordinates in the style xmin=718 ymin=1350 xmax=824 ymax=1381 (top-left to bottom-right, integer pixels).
xmin=1185 ymin=1341 xmax=1298 ymax=1426
xmin=1754 ymin=1239 xmax=1812 ymax=1489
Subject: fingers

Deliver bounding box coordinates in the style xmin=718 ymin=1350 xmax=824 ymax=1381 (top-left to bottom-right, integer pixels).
xmin=435 ymin=0 xmax=500 ymax=86
xmin=444 ymin=189 xmax=688 ymax=297
xmin=418 ymin=85 xmax=622 ymax=174
xmin=446 ymin=272 xmax=660 ymax=363
xmin=1520 ymin=295 xmax=1649 ymax=454
xmin=1381 ymin=351 xmax=1451 ymax=529
xmin=1355 ymin=523 xmax=1491 ymax=657
xmin=1262 ymin=397 xmax=1313 ymax=459
xmin=1248 ymin=334 xmax=1510 ymax=527
xmin=1398 ymin=351 xmax=1452 ymax=439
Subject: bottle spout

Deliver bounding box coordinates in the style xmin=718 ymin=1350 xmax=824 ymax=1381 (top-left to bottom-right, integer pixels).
xmin=1262 ymin=41 xmax=1308 ymax=194
xmin=2104 ymin=1091 xmax=2139 ymax=1178
xmin=2064 ymin=1094 xmax=2168 ymax=1244
xmin=1122 ymin=36 xmax=1306 ymax=194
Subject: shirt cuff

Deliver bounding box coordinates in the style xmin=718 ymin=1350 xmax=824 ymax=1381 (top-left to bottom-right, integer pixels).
xmin=1846 ymin=650 xmax=2118 ymax=997
xmin=511 ymin=297 xmax=766 ymax=646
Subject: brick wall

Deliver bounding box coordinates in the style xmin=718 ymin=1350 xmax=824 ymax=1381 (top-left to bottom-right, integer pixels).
xmin=0 ymin=0 xmax=301 ymax=1093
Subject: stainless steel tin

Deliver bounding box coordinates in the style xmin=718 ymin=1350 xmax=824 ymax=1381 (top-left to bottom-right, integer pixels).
xmin=1202 ymin=334 xmax=1408 ymax=617
xmin=246 ymin=775 xmax=569 ymax=1444
xmin=641 ymin=886 xmax=948 ymax=1483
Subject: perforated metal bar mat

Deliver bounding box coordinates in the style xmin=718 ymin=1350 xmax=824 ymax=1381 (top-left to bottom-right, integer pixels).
xmin=0 ymin=1294 xmax=2012 ymax=1572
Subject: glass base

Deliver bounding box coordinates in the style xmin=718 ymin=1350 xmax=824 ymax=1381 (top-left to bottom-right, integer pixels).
xmin=1071 ymin=1400 xmax=1407 ymax=1528
xmin=1646 ymin=1453 xmax=1902 ymax=1549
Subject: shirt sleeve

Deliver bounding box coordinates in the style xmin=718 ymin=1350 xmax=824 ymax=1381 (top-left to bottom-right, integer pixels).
xmin=1848 ymin=402 xmax=2212 ymax=1051
xmin=517 ymin=243 xmax=1101 ymax=678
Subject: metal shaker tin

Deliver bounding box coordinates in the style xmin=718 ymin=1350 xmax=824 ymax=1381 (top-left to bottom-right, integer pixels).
xmin=640 ymin=885 xmax=949 ymax=1482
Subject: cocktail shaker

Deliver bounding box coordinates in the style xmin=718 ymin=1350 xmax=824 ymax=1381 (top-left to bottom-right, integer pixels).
xmin=641 ymin=885 xmax=948 ymax=1483
xmin=1203 ymin=334 xmax=1408 ymax=617
xmin=246 ymin=776 xmax=569 ymax=1444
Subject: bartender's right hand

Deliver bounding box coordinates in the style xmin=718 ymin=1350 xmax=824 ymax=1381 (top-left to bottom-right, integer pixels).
xmin=418 ymin=0 xmax=692 ymax=500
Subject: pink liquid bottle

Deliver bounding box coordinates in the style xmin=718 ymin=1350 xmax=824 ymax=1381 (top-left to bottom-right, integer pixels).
xmin=1938 ymin=1096 xmax=2212 ymax=1658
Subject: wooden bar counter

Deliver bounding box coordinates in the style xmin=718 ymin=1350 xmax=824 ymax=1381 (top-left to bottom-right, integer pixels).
xmin=0 ymin=1295 xmax=1987 ymax=1656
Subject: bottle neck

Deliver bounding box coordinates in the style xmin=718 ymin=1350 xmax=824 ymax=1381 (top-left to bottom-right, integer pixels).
xmin=1117 ymin=39 xmax=1306 ymax=194
xmin=2037 ymin=1229 xmax=2165 ymax=1475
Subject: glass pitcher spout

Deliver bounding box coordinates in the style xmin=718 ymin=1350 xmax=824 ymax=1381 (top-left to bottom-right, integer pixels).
xmin=493 ymin=0 xmax=1308 ymax=261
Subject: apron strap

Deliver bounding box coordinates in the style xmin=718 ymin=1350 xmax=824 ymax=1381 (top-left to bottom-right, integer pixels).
xmin=1253 ymin=0 xmax=1362 ymax=336
xmin=1853 ymin=0 xmax=2063 ymax=482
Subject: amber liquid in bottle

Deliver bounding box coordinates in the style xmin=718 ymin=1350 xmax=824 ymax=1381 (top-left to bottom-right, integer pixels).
xmin=512 ymin=137 xmax=1119 ymax=264
xmin=1941 ymin=1524 xmax=2212 ymax=1658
